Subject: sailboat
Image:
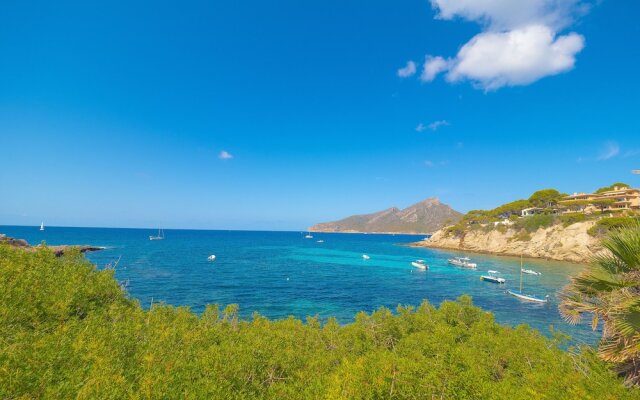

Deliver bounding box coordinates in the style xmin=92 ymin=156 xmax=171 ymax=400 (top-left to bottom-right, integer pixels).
xmin=39 ymin=222 xmax=44 ymax=231
xmin=507 ymin=255 xmax=549 ymax=303
xmin=149 ymin=229 xmax=165 ymax=241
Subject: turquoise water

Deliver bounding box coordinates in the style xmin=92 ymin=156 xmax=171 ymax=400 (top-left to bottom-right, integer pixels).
xmin=1 ymin=225 xmax=599 ymax=345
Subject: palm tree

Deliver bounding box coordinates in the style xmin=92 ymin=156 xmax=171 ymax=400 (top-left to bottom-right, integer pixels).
xmin=559 ymin=221 xmax=640 ymax=385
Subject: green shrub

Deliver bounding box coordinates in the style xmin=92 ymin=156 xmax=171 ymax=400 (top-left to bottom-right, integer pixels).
xmin=515 ymin=214 xmax=555 ymax=233
xmin=588 ymin=217 xmax=640 ymax=237
xmin=0 ymin=245 xmax=636 ymax=399
xmin=559 ymin=213 xmax=587 ymax=227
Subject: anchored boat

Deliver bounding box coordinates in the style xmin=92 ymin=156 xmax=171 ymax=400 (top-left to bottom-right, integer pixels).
xmin=149 ymin=229 xmax=165 ymax=240
xmin=447 ymin=256 xmax=477 ymax=269
xmin=480 ymin=270 xmax=505 ymax=284
xmin=411 ymin=260 xmax=428 ymax=270
xmin=521 ymin=268 xmax=541 ymax=276
xmin=508 ymin=256 xmax=549 ymax=303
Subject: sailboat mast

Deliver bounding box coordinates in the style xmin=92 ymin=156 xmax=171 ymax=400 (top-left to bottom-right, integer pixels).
xmin=520 ymin=255 xmax=523 ymax=293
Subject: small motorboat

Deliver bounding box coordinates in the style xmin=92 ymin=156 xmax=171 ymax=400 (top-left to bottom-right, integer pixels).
xmin=521 ymin=268 xmax=541 ymax=276
xmin=362 ymin=254 xmax=370 ymax=260
xmin=207 ymin=255 xmax=216 ymax=261
xmin=317 ymin=240 xmax=324 ymax=243
xmin=411 ymin=260 xmax=428 ymax=270
xmin=480 ymin=270 xmax=505 ymax=284
xmin=447 ymin=257 xmax=477 ymax=269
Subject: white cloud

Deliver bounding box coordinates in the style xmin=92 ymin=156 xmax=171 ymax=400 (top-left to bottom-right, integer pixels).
xmin=415 ymin=0 xmax=587 ymax=90
xmin=420 ymin=56 xmax=449 ymax=82
xmin=447 ymin=25 xmax=584 ymax=90
xmin=416 ymin=120 xmax=450 ymax=132
xmin=427 ymin=120 xmax=450 ymax=131
xmin=397 ymin=61 xmax=417 ymax=78
xmin=597 ymin=142 xmax=620 ymax=161
xmin=430 ymin=0 xmax=584 ymax=31
xmin=424 ymin=160 xmax=435 ymax=167
xmin=219 ymin=150 xmax=233 ymax=160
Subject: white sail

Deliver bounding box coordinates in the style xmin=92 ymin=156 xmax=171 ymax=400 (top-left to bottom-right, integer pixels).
xmin=40 ymin=222 xmax=44 ymax=231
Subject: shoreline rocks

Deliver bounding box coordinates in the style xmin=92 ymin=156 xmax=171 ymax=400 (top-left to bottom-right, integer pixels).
xmin=0 ymin=234 xmax=105 ymax=257
xmin=408 ymin=221 xmax=602 ymax=264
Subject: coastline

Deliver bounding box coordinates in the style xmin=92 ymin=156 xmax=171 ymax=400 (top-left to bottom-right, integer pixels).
xmin=308 ymin=230 xmax=432 ymax=236
xmin=408 ymin=221 xmax=602 ymax=264
xmin=0 ymin=234 xmax=105 ymax=256
xmin=405 ymin=241 xmax=590 ymax=264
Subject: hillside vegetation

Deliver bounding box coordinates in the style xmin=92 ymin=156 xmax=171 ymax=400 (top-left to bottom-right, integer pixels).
xmin=0 ymin=245 xmax=636 ymax=399
xmin=444 ymin=186 xmax=638 ymax=240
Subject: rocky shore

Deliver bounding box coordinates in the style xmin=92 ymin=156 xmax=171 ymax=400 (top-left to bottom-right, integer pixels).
xmin=0 ymin=234 xmax=105 ymax=257
xmin=408 ymin=221 xmax=602 ymax=263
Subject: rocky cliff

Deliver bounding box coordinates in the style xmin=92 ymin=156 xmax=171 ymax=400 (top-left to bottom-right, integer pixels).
xmin=409 ymin=221 xmax=602 ymax=263
xmin=310 ymin=198 xmax=462 ymax=234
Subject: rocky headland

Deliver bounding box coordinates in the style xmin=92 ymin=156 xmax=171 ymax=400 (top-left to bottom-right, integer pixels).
xmin=0 ymin=234 xmax=105 ymax=257
xmin=409 ymin=221 xmax=602 ymax=263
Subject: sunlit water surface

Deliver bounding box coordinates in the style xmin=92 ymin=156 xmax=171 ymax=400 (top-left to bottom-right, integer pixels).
xmin=2 ymin=226 xmax=599 ymax=345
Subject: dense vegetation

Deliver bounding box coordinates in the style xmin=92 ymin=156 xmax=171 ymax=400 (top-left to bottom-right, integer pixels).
xmin=444 ymin=185 xmax=638 ymax=240
xmin=1 ymin=245 xmax=636 ymax=398
xmin=560 ymin=222 xmax=640 ymax=385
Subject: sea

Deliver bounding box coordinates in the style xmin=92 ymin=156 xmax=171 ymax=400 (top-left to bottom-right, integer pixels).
xmin=1 ymin=225 xmax=599 ymax=345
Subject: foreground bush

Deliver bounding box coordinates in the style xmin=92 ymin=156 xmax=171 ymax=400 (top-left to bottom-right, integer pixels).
xmin=0 ymin=245 xmax=636 ymax=399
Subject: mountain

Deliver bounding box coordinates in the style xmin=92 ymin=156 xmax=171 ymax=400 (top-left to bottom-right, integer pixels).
xmin=309 ymin=198 xmax=462 ymax=234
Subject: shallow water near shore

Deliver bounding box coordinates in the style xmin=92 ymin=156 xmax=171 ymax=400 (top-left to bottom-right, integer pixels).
xmin=2 ymin=225 xmax=600 ymax=345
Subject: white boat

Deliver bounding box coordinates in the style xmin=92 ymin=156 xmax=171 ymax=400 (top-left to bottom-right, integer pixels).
xmin=507 ymin=290 xmax=549 ymax=303
xmin=40 ymin=222 xmax=44 ymax=231
xmin=480 ymin=270 xmax=505 ymax=284
xmin=411 ymin=260 xmax=428 ymax=270
xmin=521 ymin=268 xmax=541 ymax=276
xmin=149 ymin=229 xmax=165 ymax=240
xmin=447 ymin=257 xmax=477 ymax=269
xmin=362 ymin=254 xmax=370 ymax=260
xmin=208 ymin=255 xmax=216 ymax=261
xmin=317 ymin=240 xmax=324 ymax=243
xmin=304 ymin=233 xmax=313 ymax=239
xmin=508 ymin=256 xmax=549 ymax=303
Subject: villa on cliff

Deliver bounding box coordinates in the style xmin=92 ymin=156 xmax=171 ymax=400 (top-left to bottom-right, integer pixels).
xmin=558 ymin=185 xmax=640 ymax=214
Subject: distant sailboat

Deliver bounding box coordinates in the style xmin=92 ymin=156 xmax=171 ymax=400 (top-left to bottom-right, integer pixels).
xmin=149 ymin=229 xmax=165 ymax=240
xmin=40 ymin=222 xmax=44 ymax=231
xmin=507 ymin=255 xmax=549 ymax=303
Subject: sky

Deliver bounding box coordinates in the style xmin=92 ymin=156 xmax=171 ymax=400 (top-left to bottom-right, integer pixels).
xmin=0 ymin=0 xmax=639 ymax=230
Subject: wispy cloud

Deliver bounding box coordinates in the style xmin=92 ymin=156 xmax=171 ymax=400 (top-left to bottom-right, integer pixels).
xmin=410 ymin=0 xmax=587 ymax=90
xmin=416 ymin=120 xmax=450 ymax=132
xmin=597 ymin=141 xmax=620 ymax=161
xmin=624 ymin=148 xmax=640 ymax=158
xmin=428 ymin=120 xmax=450 ymax=131
xmin=397 ymin=61 xmax=417 ymax=78
xmin=424 ymin=160 xmax=448 ymax=168
xmin=219 ymin=150 xmax=233 ymax=160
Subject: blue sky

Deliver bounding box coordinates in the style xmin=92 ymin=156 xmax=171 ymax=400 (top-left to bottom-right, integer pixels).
xmin=1 ymin=0 xmax=639 ymax=230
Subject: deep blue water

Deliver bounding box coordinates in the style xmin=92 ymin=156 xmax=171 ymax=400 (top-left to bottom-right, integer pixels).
xmin=1 ymin=225 xmax=599 ymax=345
